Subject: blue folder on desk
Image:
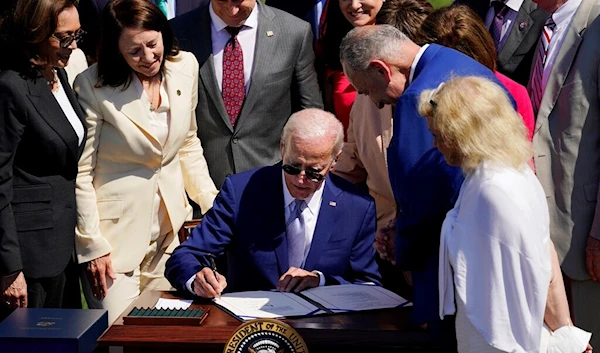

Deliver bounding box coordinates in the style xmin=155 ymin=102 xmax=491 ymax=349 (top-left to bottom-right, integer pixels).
xmin=0 ymin=308 xmax=108 ymax=353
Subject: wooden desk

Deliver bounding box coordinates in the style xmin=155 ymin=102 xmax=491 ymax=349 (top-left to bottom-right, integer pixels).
xmin=98 ymin=291 xmax=442 ymax=353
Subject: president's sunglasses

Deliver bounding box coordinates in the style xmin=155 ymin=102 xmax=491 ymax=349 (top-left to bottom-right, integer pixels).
xmin=52 ymin=28 xmax=86 ymax=49
xmin=282 ymin=164 xmax=328 ymax=182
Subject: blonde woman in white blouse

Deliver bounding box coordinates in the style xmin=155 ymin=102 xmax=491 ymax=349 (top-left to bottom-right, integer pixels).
xmin=74 ymin=0 xmax=217 ymax=323
xmin=419 ymin=76 xmax=591 ymax=353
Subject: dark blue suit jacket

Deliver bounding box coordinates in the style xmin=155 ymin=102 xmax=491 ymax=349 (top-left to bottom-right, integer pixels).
xmin=388 ymin=44 xmax=514 ymax=326
xmin=165 ymin=163 xmax=381 ymax=293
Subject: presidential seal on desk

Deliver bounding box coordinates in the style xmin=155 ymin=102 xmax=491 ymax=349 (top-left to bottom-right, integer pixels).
xmin=224 ymin=318 xmax=308 ymax=353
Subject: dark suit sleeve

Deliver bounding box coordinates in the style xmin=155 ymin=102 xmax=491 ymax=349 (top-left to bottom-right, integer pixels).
xmin=292 ymin=23 xmax=323 ymax=110
xmin=324 ymin=199 xmax=381 ymax=286
xmin=0 ymin=80 xmax=27 ymax=276
xmin=165 ymin=176 xmax=237 ymax=292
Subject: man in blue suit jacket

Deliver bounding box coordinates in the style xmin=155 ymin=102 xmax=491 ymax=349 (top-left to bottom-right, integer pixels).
xmin=340 ymin=25 xmax=513 ymax=342
xmin=166 ymin=108 xmax=381 ymax=297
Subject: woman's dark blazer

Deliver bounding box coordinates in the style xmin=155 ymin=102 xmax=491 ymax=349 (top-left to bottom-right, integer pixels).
xmin=0 ymin=68 xmax=86 ymax=280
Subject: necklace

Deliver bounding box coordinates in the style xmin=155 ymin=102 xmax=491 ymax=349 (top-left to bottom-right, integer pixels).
xmin=147 ymin=74 xmax=162 ymax=112
xmin=46 ymin=69 xmax=58 ymax=87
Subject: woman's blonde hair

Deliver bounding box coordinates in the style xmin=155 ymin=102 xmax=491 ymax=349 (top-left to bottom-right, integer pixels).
xmin=418 ymin=76 xmax=531 ymax=174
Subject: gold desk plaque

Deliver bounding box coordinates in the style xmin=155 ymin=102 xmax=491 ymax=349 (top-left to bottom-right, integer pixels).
xmin=224 ymin=318 xmax=308 ymax=353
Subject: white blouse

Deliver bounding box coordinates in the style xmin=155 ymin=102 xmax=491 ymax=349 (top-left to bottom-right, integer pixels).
xmin=439 ymin=161 xmax=551 ymax=352
xmin=52 ymin=78 xmax=85 ymax=145
xmin=132 ymin=75 xmax=171 ymax=240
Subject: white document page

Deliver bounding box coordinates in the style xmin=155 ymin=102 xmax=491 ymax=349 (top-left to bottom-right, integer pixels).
xmin=213 ymin=291 xmax=322 ymax=320
xmin=300 ymin=284 xmax=412 ymax=313
xmin=154 ymin=298 xmax=193 ymax=310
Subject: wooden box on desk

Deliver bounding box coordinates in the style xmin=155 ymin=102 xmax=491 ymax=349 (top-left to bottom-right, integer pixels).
xmin=0 ymin=308 xmax=108 ymax=353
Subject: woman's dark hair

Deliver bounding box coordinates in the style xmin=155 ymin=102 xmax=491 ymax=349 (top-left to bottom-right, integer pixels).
xmin=0 ymin=0 xmax=77 ymax=75
xmin=417 ymin=5 xmax=498 ymax=71
xmin=97 ymin=0 xmax=179 ymax=88
xmin=376 ymin=0 xmax=434 ymax=41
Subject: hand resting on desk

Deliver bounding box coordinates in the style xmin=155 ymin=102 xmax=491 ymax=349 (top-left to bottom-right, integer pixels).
xmin=277 ymin=267 xmax=320 ymax=292
xmin=193 ymin=267 xmax=227 ymax=298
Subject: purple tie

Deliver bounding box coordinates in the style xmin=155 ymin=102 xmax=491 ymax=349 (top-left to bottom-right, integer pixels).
xmin=489 ymin=1 xmax=509 ymax=52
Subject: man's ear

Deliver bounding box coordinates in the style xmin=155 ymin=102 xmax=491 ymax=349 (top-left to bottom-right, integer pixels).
xmin=330 ymin=150 xmax=342 ymax=170
xmin=369 ymin=60 xmax=393 ymax=83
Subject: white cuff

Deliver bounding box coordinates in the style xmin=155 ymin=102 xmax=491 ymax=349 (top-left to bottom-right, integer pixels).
xmin=185 ymin=275 xmax=196 ymax=295
xmin=312 ymin=270 xmax=325 ymax=287
xmin=544 ymin=324 xmax=591 ymax=353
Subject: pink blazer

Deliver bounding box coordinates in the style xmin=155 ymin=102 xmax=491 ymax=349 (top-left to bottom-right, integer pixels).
xmin=495 ymin=71 xmax=534 ymax=141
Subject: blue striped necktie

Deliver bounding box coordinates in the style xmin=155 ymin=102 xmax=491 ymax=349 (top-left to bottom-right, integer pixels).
xmin=286 ymin=199 xmax=307 ymax=268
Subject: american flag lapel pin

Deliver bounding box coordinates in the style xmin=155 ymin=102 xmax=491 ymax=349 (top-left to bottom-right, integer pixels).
xmin=266 ymin=31 xmax=274 ymax=37
xmin=329 ymin=201 xmax=336 ymax=207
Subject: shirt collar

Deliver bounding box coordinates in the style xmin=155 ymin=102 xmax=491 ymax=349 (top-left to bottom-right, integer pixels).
xmin=281 ymin=171 xmax=326 ymax=216
xmin=552 ymin=0 xmax=582 ymax=29
xmin=409 ymin=44 xmax=428 ymax=85
xmin=209 ymin=1 xmax=259 ymax=33
xmin=487 ymin=0 xmax=524 ymax=12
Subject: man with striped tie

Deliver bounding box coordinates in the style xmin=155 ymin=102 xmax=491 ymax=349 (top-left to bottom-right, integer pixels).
xmin=531 ymin=0 xmax=600 ymax=347
xmin=165 ymin=109 xmax=381 ymax=298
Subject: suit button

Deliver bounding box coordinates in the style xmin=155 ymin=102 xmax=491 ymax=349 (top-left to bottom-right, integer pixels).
xmin=232 ymin=138 xmax=238 ymax=144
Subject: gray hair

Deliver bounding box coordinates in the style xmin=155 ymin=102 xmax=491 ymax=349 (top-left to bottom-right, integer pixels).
xmin=340 ymin=24 xmax=410 ymax=74
xmin=281 ymin=108 xmax=344 ymax=159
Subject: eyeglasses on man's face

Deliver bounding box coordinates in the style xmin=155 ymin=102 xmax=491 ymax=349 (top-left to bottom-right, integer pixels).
xmin=52 ymin=29 xmax=86 ymax=49
xmin=282 ymin=163 xmax=331 ymax=182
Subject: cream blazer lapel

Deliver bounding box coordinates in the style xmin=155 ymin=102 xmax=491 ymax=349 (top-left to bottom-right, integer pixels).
xmin=162 ymin=57 xmax=196 ymax=155
xmin=108 ymin=77 xmax=162 ymax=148
xmin=535 ymin=0 xmax=594 ymax=132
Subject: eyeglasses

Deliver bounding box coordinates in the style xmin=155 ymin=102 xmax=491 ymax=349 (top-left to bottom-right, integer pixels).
xmin=52 ymin=29 xmax=86 ymax=49
xmin=282 ymin=163 xmax=330 ymax=182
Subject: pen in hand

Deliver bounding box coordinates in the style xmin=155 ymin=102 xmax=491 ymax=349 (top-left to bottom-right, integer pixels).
xmin=209 ymin=257 xmax=221 ymax=297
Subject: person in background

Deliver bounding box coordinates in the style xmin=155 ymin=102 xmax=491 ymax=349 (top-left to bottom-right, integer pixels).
xmin=340 ymin=24 xmax=508 ymax=345
xmin=0 ymin=0 xmax=86 ymax=317
xmin=78 ymin=0 xmax=209 ymax=61
xmin=416 ymin=5 xmax=535 ymax=141
xmin=531 ymin=0 xmax=600 ymax=347
xmin=165 ymin=108 xmax=381 ymax=298
xmin=170 ymin=0 xmax=323 ymax=190
xmin=456 ymin=0 xmax=549 ymax=85
xmin=323 ymin=0 xmax=386 ymax=136
xmin=74 ymin=0 xmax=218 ymax=323
xmin=421 ymin=75 xmax=591 ymax=353
xmin=333 ymin=0 xmax=433 ymax=295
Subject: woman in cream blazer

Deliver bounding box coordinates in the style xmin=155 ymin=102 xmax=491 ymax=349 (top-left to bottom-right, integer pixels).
xmin=74 ymin=0 xmax=217 ymax=323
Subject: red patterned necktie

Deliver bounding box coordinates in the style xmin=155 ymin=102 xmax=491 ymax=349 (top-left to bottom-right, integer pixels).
xmin=222 ymin=26 xmax=245 ymax=127
xmin=528 ymin=17 xmax=556 ymax=117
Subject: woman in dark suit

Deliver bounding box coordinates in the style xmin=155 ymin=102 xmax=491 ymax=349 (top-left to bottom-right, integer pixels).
xmin=0 ymin=0 xmax=86 ymax=314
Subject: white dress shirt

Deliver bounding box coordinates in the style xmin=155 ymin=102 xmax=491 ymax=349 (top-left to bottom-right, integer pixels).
xmin=209 ymin=2 xmax=259 ymax=93
xmin=408 ymin=44 xmax=429 ymax=85
xmin=485 ymin=0 xmax=524 ymax=53
xmin=52 ymin=77 xmax=85 ymax=145
xmin=542 ymin=0 xmax=582 ymax=89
